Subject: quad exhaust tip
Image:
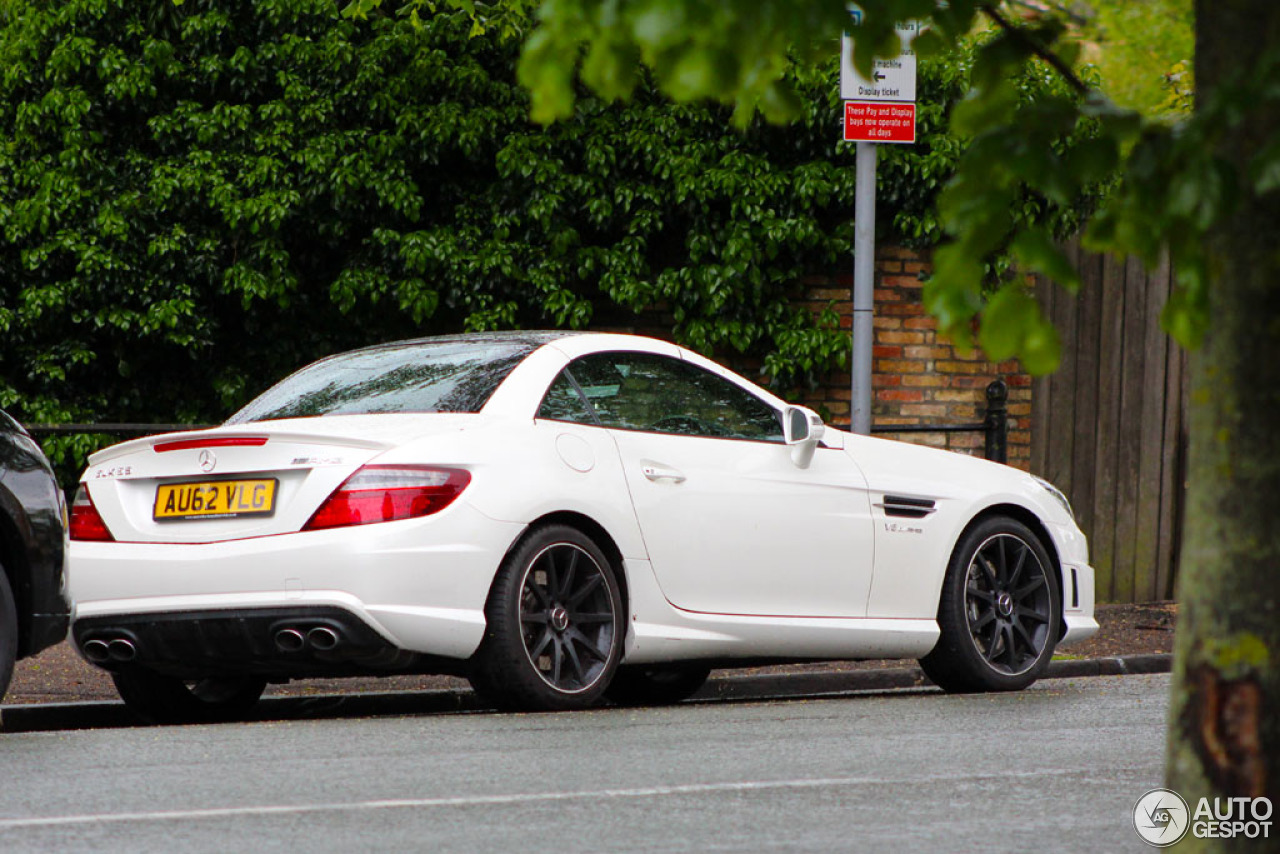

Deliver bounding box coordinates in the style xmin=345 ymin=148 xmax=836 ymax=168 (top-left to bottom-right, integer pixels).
xmin=87 ymin=626 xmax=343 ymax=660
xmin=82 ymin=639 xmax=111 ymax=663
xmin=82 ymin=637 xmax=137 ymax=663
xmin=307 ymin=626 xmax=340 ymax=651
xmin=274 ymin=628 xmax=306 ymax=653
xmin=274 ymin=626 xmax=342 ymax=652
xmin=107 ymin=638 xmax=137 ymax=662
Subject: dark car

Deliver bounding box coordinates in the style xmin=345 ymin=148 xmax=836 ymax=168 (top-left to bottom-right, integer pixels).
xmin=0 ymin=410 xmax=70 ymax=701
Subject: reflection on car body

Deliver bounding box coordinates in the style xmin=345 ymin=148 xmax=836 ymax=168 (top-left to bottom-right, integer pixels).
xmin=0 ymin=409 xmax=70 ymax=702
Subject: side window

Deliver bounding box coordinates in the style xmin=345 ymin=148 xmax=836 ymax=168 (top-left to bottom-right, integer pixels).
xmin=567 ymin=352 xmax=783 ymax=442
xmin=536 ymin=371 xmax=597 ymax=424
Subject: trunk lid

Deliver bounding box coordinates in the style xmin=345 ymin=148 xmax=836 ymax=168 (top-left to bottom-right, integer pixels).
xmin=83 ymin=414 xmax=477 ymax=543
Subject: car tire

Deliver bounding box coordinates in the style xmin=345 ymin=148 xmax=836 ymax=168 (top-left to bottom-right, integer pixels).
xmin=470 ymin=524 xmax=624 ymax=711
xmin=111 ymin=669 xmax=267 ymax=725
xmin=605 ymin=664 xmax=711 ymax=706
xmin=0 ymin=567 xmax=17 ymax=702
xmin=919 ymin=516 xmax=1060 ymax=693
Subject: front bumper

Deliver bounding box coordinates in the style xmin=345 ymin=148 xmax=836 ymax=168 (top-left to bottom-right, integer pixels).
xmin=1058 ymin=560 xmax=1099 ymax=646
xmin=1043 ymin=518 xmax=1099 ymax=647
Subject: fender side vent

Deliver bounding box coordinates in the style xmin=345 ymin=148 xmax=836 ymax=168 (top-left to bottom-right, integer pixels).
xmin=880 ymin=495 xmax=937 ymax=519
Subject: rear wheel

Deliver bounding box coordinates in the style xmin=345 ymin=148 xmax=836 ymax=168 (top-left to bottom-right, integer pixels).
xmin=112 ymin=669 xmax=266 ymax=725
xmin=919 ymin=516 xmax=1059 ymax=693
xmin=0 ymin=567 xmax=17 ymax=702
xmin=606 ymin=664 xmax=710 ymax=706
xmin=470 ymin=524 xmax=623 ymax=711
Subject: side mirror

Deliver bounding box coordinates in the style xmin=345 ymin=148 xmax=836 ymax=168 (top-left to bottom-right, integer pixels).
xmin=783 ymin=405 xmax=825 ymax=468
xmin=784 ymin=407 xmax=809 ymax=444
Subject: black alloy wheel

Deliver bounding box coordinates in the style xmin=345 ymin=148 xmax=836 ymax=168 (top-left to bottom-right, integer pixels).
xmin=920 ymin=516 xmax=1059 ymax=693
xmin=470 ymin=524 xmax=623 ymax=711
xmin=518 ymin=542 xmax=617 ymax=692
xmin=962 ymin=533 xmax=1055 ymax=673
xmin=111 ymin=669 xmax=267 ymax=725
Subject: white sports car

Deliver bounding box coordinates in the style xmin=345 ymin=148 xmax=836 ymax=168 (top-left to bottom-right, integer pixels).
xmin=68 ymin=332 xmax=1097 ymax=723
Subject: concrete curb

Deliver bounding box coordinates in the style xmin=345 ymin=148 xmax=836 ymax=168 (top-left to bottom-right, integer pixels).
xmin=0 ymin=653 xmax=1172 ymax=734
xmin=695 ymin=653 xmax=1173 ymax=701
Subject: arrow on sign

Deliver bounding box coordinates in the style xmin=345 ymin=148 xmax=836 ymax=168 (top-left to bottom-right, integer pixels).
xmin=874 ymin=72 xmax=886 ymax=81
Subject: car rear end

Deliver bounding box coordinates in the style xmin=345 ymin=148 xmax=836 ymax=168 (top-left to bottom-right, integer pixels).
xmin=67 ymin=415 xmax=523 ymax=681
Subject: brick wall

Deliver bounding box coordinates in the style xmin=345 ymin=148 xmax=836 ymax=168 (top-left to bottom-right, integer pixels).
xmin=794 ymin=246 xmax=1032 ymax=471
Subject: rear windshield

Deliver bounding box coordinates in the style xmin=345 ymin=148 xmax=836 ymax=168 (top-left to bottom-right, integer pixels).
xmin=226 ymin=340 xmax=536 ymax=424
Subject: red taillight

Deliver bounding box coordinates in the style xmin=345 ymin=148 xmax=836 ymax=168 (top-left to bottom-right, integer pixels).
xmin=303 ymin=466 xmax=471 ymax=532
xmin=70 ymin=485 xmax=114 ymax=542
xmin=154 ymin=437 xmax=268 ymax=452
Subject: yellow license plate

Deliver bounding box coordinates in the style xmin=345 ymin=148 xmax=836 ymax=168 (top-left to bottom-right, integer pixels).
xmin=153 ymin=479 xmax=278 ymax=521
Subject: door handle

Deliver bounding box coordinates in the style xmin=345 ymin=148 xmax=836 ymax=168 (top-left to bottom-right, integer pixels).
xmin=641 ymin=463 xmax=686 ymax=483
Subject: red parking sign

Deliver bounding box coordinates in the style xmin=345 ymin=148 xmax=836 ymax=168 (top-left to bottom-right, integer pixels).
xmin=843 ymin=101 xmax=916 ymax=144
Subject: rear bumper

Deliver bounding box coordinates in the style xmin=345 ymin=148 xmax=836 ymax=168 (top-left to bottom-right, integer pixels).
xmin=68 ymin=502 xmax=523 ymax=663
xmin=72 ymin=606 xmax=467 ymax=680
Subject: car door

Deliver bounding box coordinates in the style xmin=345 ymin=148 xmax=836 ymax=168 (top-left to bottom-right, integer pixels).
xmin=540 ymin=351 xmax=875 ymax=619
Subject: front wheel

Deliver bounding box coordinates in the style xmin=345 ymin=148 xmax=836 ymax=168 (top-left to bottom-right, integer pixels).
xmin=112 ymin=669 xmax=266 ymax=725
xmin=919 ymin=516 xmax=1060 ymax=693
xmin=469 ymin=524 xmax=624 ymax=711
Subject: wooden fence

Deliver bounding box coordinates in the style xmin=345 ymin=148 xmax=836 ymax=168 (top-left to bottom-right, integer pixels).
xmin=1031 ymin=240 xmax=1188 ymax=603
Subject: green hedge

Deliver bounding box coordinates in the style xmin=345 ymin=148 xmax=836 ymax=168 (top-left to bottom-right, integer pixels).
xmin=0 ymin=0 xmax=1087 ymax=473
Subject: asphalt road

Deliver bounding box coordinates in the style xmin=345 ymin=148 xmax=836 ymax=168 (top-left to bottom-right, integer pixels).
xmin=0 ymin=673 xmax=1170 ymax=853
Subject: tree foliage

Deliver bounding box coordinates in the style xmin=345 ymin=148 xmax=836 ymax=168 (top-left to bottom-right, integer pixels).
xmin=0 ymin=0 xmax=845 ymax=437
xmin=1 ymin=0 xmax=1081 ymax=476
xmin=512 ymin=0 xmax=1272 ymax=375
xmin=1068 ymin=0 xmax=1194 ymax=117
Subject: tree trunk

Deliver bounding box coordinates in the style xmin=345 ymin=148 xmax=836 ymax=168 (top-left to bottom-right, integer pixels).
xmin=1166 ymin=3 xmax=1280 ymax=849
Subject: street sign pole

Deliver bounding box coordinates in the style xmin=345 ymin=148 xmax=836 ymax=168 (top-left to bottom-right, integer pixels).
xmin=851 ymin=141 xmax=876 ymax=436
xmin=842 ymin=11 xmax=918 ymax=435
